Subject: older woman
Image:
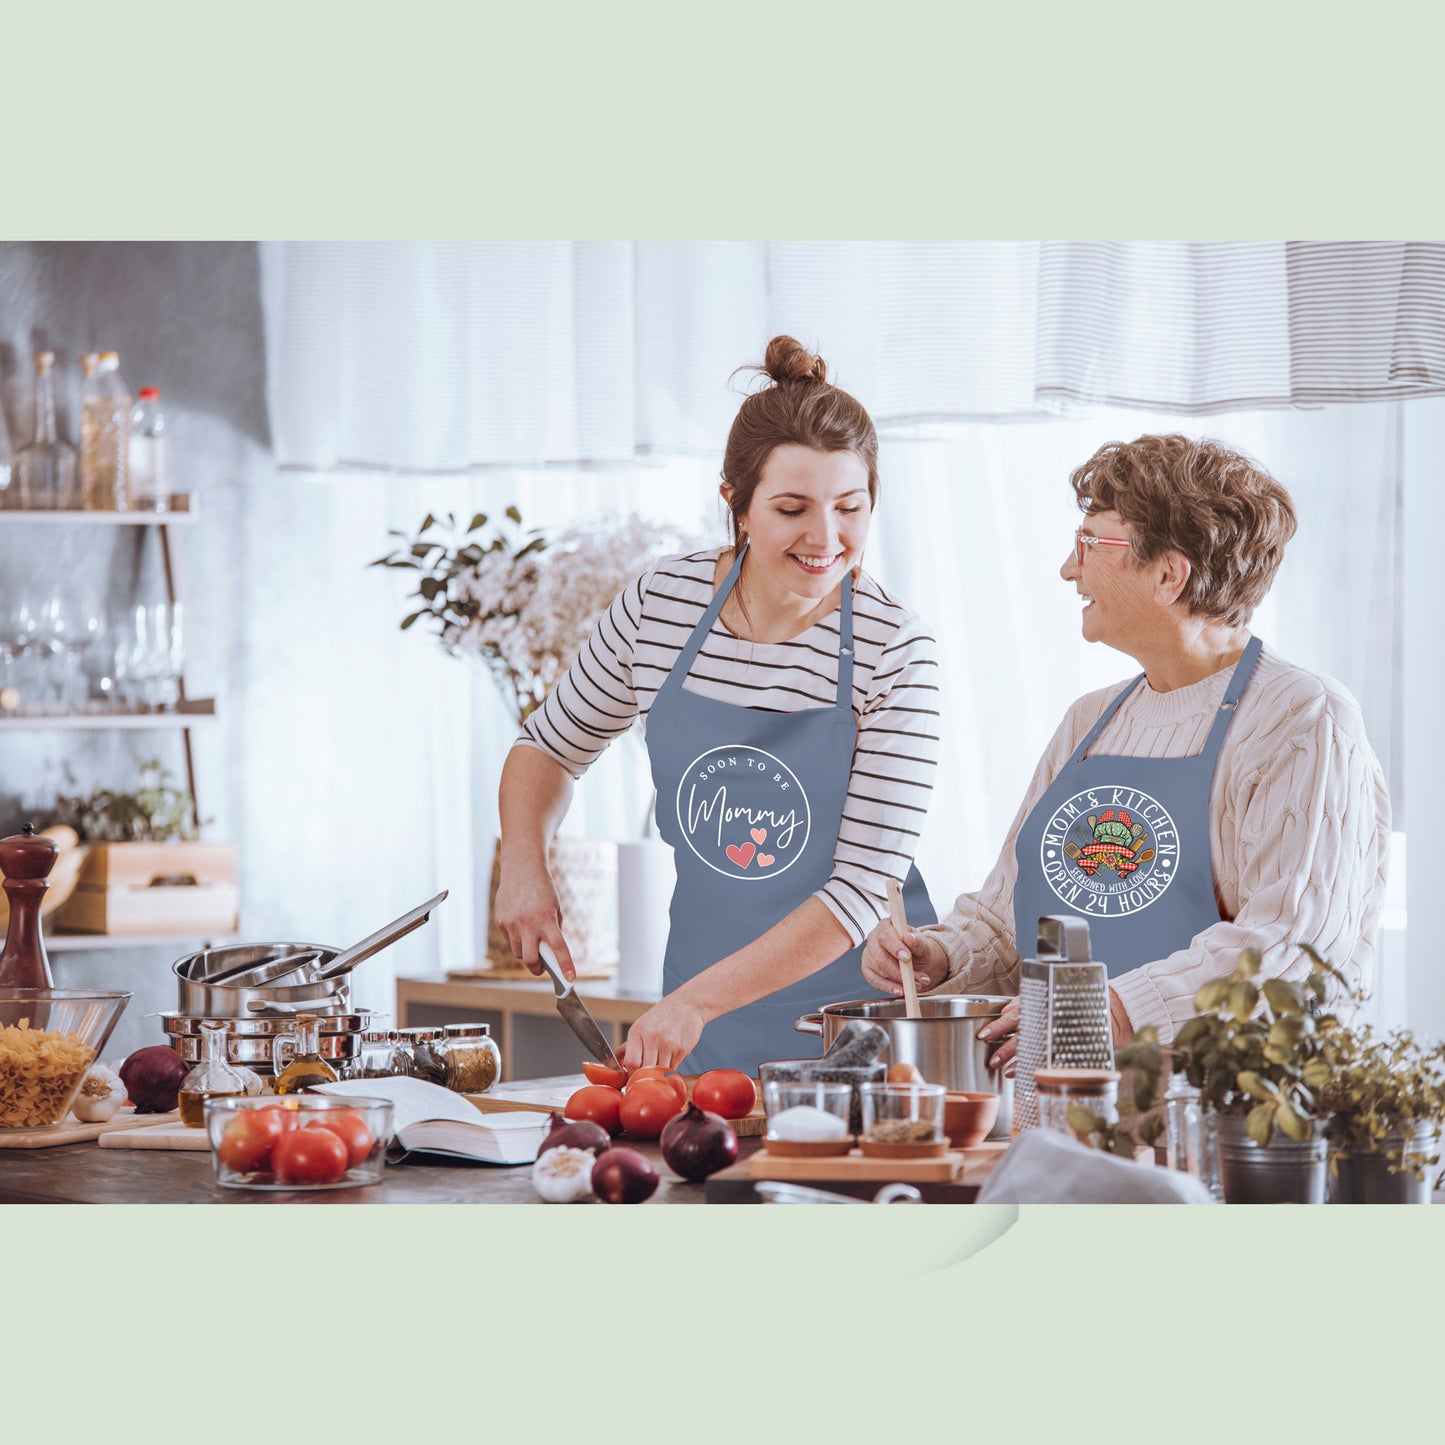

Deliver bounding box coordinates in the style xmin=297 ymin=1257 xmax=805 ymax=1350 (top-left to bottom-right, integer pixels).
xmin=861 ymin=433 xmax=1391 ymax=1068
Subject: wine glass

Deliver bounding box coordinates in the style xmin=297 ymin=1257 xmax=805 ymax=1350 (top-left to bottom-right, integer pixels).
xmin=62 ymin=611 xmax=102 ymax=710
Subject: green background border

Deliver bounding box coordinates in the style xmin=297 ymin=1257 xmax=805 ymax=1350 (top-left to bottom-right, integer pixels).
xmin=7 ymin=1 xmax=1443 ymax=1432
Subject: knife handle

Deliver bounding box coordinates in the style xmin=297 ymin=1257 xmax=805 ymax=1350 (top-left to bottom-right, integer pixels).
xmin=536 ymin=940 xmax=571 ymax=997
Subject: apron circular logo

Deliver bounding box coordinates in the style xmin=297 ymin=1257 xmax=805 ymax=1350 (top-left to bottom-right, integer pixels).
xmin=1039 ymin=787 xmax=1181 ymax=916
xmin=675 ymin=745 xmax=811 ymax=881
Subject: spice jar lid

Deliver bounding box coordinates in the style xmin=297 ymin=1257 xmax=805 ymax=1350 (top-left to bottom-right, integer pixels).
xmin=360 ymin=1030 xmax=393 ymax=1044
xmin=1033 ymin=1067 xmax=1122 ymax=1095
xmin=442 ymin=1023 xmax=491 ymax=1039
xmin=398 ymin=1026 xmax=444 ymax=1042
xmin=0 ymin=823 xmax=59 ymax=882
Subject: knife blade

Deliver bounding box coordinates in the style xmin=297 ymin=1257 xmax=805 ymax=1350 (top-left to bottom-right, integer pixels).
xmin=536 ymin=941 xmax=628 ymax=1074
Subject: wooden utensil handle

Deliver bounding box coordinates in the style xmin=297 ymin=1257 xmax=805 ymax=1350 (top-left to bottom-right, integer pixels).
xmin=885 ymin=879 xmax=921 ymax=1019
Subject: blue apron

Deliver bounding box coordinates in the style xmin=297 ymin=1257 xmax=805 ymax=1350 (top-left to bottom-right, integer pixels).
xmin=1013 ymin=637 xmax=1262 ymax=975
xmin=646 ymin=546 xmax=936 ymax=1074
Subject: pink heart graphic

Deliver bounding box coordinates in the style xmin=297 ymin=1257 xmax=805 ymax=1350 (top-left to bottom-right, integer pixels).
xmin=725 ymin=842 xmax=756 ymax=869
xmin=750 ymin=828 xmax=767 ymax=845
xmin=756 ymin=853 xmax=776 ymax=868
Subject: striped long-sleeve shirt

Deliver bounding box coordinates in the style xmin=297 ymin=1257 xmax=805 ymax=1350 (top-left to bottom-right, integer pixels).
xmin=514 ymin=548 xmax=941 ymax=945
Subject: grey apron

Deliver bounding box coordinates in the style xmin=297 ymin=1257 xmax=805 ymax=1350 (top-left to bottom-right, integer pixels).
xmin=1013 ymin=637 xmax=1262 ymax=974
xmin=646 ymin=546 xmax=935 ymax=1073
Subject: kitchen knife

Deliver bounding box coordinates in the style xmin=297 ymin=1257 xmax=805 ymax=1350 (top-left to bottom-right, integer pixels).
xmin=536 ymin=940 xmax=628 ymax=1074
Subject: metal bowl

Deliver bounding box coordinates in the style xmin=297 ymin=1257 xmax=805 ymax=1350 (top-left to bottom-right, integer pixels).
xmin=161 ymin=1011 xmax=372 ymax=1068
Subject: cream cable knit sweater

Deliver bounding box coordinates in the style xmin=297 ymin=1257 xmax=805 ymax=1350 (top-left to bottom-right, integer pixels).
xmin=924 ymin=645 xmax=1391 ymax=1043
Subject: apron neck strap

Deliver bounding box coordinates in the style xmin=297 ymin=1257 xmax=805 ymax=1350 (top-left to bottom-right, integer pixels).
xmin=661 ymin=545 xmax=748 ymax=694
xmin=836 ymin=570 xmax=855 ymax=708
xmin=1070 ymin=672 xmax=1147 ymax=763
xmin=1200 ymin=634 xmax=1263 ymax=753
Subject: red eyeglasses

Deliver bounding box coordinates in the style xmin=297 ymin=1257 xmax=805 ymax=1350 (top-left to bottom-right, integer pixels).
xmin=1075 ymin=527 xmax=1132 ymax=566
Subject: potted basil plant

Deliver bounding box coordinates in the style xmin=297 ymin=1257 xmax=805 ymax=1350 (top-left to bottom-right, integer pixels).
xmin=1170 ymin=945 xmax=1348 ymax=1205
xmin=1317 ymin=1028 xmax=1445 ymax=1205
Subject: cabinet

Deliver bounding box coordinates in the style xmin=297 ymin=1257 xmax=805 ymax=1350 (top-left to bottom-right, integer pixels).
xmin=0 ymin=497 xmax=234 ymax=952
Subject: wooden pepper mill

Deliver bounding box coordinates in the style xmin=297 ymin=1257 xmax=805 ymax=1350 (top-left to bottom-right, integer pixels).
xmin=0 ymin=823 xmax=57 ymax=989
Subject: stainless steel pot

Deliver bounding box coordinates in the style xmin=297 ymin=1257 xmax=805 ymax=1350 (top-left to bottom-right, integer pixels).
xmin=172 ymin=942 xmax=352 ymax=1018
xmin=797 ymin=995 xmax=1014 ymax=1139
xmin=161 ymin=1011 xmax=372 ymax=1068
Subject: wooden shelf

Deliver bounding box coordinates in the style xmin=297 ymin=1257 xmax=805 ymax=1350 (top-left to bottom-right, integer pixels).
xmin=0 ymin=700 xmax=215 ymax=731
xmin=0 ymin=496 xmax=195 ymax=525
xmin=47 ymin=931 xmax=238 ymax=954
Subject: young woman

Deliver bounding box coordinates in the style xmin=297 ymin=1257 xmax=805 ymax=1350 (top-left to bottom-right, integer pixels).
xmin=496 ymin=336 xmax=940 ymax=1073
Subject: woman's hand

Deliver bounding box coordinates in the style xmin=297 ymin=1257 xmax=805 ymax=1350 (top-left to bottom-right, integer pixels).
xmin=618 ymin=995 xmax=708 ymax=1071
xmin=976 ymin=987 xmax=1132 ymax=1075
xmin=976 ymin=997 xmax=1020 ymax=1074
xmin=861 ymin=921 xmax=949 ymax=995
xmin=493 ymin=854 xmax=576 ymax=982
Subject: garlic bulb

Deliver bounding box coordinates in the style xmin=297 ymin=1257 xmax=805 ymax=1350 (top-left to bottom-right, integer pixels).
xmin=71 ymin=1063 xmax=126 ymax=1123
xmin=532 ymin=1144 xmax=596 ymax=1203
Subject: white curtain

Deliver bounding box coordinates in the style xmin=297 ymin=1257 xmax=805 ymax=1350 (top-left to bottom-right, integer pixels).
xmin=260 ymin=242 xmax=1445 ymax=473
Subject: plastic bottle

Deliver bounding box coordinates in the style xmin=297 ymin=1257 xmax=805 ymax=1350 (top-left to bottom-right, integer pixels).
xmin=80 ymin=351 xmax=130 ymax=509
xmin=127 ymin=387 xmax=170 ymax=511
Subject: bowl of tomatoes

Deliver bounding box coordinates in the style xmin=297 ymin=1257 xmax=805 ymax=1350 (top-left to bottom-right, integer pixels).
xmin=204 ymin=1094 xmax=393 ymax=1191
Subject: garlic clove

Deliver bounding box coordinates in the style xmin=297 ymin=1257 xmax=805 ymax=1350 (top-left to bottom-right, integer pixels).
xmin=531 ymin=1143 xmax=597 ymax=1203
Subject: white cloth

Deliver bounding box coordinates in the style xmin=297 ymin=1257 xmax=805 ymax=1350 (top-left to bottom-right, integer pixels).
xmin=977 ymin=1131 xmax=1216 ymax=1204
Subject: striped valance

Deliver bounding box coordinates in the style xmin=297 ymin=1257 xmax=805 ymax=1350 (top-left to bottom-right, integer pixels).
xmin=261 ymin=241 xmax=1445 ymax=471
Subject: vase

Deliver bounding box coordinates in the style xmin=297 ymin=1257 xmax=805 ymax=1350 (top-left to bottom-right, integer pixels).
xmin=615 ymin=839 xmax=674 ymax=997
xmin=484 ymin=837 xmax=618 ymax=976
xmin=1328 ymin=1125 xmax=1439 ymax=1205
xmin=1215 ymin=1112 xmax=1328 ymax=1204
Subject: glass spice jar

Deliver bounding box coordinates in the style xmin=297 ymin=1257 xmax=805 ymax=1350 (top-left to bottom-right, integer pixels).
xmin=1033 ymin=1067 xmax=1121 ymax=1146
xmin=346 ymin=1029 xmax=407 ymax=1081
xmin=434 ymin=1023 xmax=501 ymax=1094
xmin=395 ymin=1026 xmax=446 ymax=1085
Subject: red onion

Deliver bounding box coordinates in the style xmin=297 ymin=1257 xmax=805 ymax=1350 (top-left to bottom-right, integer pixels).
xmin=119 ymin=1045 xmax=190 ymax=1114
xmin=537 ymin=1114 xmax=612 ymax=1159
xmin=591 ymin=1146 xmax=659 ymax=1204
xmin=659 ymin=1101 xmax=738 ymax=1181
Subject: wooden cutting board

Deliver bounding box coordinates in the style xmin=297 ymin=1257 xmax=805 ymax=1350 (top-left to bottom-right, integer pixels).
xmin=99 ymin=1119 xmax=212 ymax=1150
xmin=746 ymin=1140 xmax=1008 ymax=1185
xmin=0 ymin=1107 xmax=179 ymax=1150
xmin=466 ymin=1075 xmax=768 ymax=1137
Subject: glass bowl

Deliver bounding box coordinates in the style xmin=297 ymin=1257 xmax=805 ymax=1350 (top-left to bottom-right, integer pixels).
xmin=762 ymin=1080 xmax=854 ymax=1144
xmin=0 ymin=988 xmax=132 ymax=1132
xmin=859 ymin=1081 xmax=946 ymax=1145
xmin=204 ymin=1093 xmax=394 ymax=1191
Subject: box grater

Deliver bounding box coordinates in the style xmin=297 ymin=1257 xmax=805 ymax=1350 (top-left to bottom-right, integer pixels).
xmin=1013 ymin=915 xmax=1114 ymax=1133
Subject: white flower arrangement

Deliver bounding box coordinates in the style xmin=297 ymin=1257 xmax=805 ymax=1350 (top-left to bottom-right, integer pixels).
xmin=372 ymin=506 xmax=701 ymax=724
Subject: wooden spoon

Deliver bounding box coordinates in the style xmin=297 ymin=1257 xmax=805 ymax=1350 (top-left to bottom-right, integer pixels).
xmin=885 ymin=878 xmax=921 ymax=1019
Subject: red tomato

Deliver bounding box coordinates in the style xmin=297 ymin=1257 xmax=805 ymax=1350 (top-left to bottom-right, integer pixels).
xmin=692 ymin=1070 xmax=756 ymax=1119
xmin=217 ymin=1106 xmax=295 ymax=1173
xmin=565 ymin=1085 xmax=624 ymax=1135
xmin=618 ymin=1078 xmax=684 ymax=1138
xmin=273 ymin=1126 xmax=349 ymax=1185
xmin=582 ymin=1061 xmax=629 ymax=1090
xmin=306 ymin=1111 xmax=375 ymax=1168
xmin=625 ymin=1067 xmax=687 ymax=1106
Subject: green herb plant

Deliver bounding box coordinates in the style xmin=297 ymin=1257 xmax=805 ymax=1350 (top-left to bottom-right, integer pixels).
xmin=54 ymin=759 xmax=199 ymax=842
xmin=1170 ymin=944 xmax=1349 ymax=1146
xmin=1317 ymin=1027 xmax=1445 ymax=1180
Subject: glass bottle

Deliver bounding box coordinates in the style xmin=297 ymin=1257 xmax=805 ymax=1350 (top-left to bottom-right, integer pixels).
xmin=1163 ymin=1072 xmax=1199 ymax=1171
xmin=15 ymin=352 xmax=79 ymax=509
xmin=271 ymin=1013 xmax=339 ymax=1094
xmin=80 ymin=351 xmax=130 ymax=510
xmin=435 ymin=1023 xmax=502 ymax=1094
xmin=0 ymin=385 xmax=14 ymax=508
xmin=178 ymin=1022 xmax=249 ymax=1127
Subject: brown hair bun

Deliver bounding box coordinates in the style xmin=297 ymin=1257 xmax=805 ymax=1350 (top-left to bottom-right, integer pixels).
xmin=763 ymin=334 xmax=828 ymax=385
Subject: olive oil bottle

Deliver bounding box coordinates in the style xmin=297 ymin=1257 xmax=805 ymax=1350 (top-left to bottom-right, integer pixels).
xmin=272 ymin=1013 xmax=339 ymax=1094
xmin=177 ymin=1022 xmax=247 ymax=1127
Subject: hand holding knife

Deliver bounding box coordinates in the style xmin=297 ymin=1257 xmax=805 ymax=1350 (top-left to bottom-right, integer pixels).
xmin=536 ymin=940 xmax=628 ymax=1075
